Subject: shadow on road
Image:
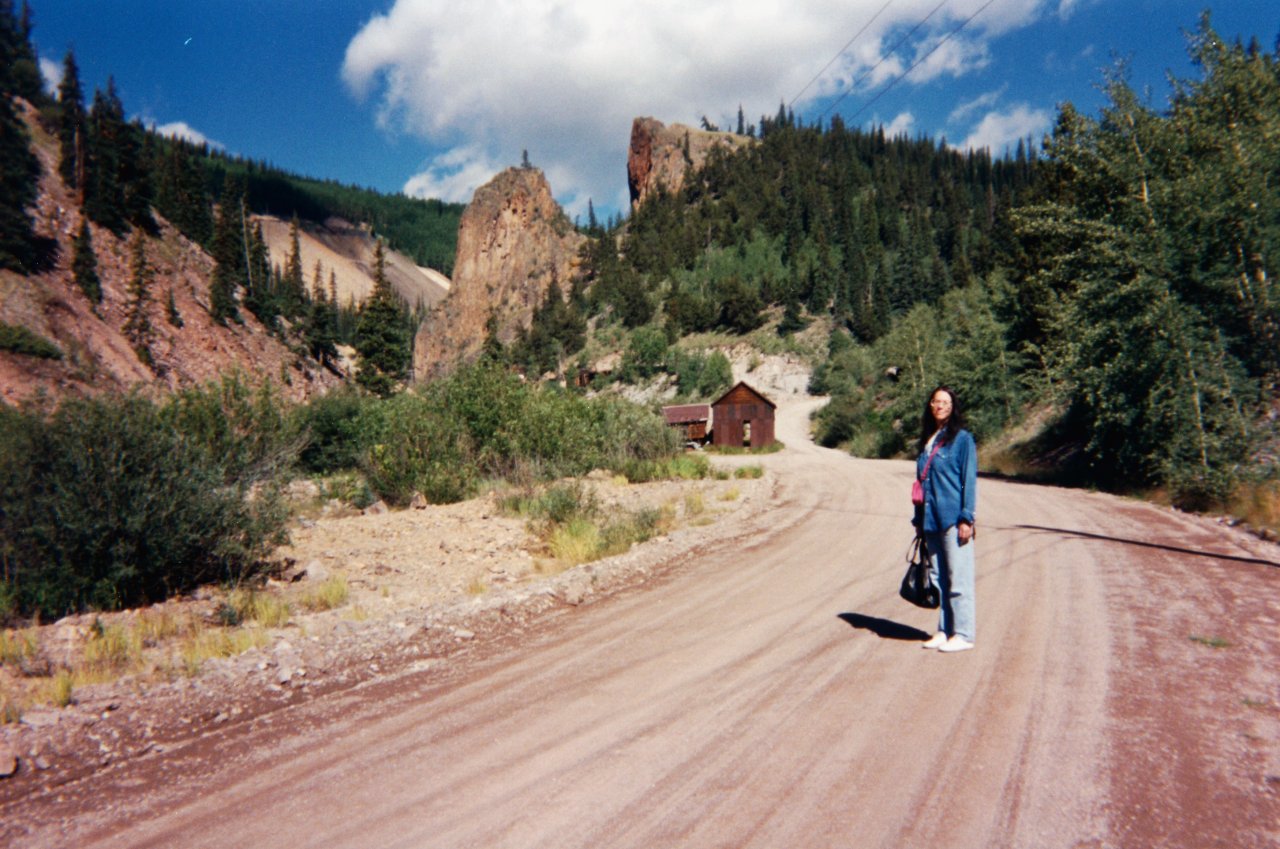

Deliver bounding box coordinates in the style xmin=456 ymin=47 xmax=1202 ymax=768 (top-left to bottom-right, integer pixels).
xmin=1013 ymin=524 xmax=1280 ymax=568
xmin=837 ymin=613 xmax=930 ymax=641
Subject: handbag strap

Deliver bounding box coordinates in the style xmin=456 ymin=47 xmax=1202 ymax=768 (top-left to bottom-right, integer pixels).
xmin=918 ymin=434 xmax=943 ymax=482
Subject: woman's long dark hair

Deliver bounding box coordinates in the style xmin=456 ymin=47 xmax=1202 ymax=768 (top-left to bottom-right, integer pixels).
xmin=918 ymin=385 xmax=965 ymax=452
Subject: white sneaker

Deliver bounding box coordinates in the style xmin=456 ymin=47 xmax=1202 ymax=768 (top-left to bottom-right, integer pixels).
xmin=921 ymin=632 xmax=948 ymax=649
xmin=939 ymin=636 xmax=974 ymax=653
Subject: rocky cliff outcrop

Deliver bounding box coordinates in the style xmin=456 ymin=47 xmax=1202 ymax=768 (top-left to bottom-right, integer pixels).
xmin=0 ymin=101 xmax=340 ymax=406
xmin=627 ymin=117 xmax=755 ymax=209
xmin=413 ymin=168 xmax=585 ymax=380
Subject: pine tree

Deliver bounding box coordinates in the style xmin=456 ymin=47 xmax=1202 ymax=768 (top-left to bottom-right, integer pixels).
xmin=84 ymin=80 xmax=128 ymax=233
xmin=209 ymin=176 xmax=244 ymax=324
xmin=123 ymin=229 xmax=154 ymax=366
xmin=165 ymin=287 xmax=183 ymax=328
xmin=354 ymin=240 xmax=410 ymax=396
xmin=121 ymin=120 xmax=155 ymax=230
xmin=56 ymin=50 xmax=86 ymax=195
xmin=242 ymin=217 xmax=277 ymax=327
xmin=4 ymin=1 xmax=42 ymax=104
xmin=303 ymin=259 xmax=338 ymax=365
xmin=0 ymin=0 xmax=39 ymax=271
xmin=154 ymin=140 xmax=210 ymax=244
xmin=777 ymin=292 xmax=807 ymax=337
xmin=328 ymin=269 xmax=338 ymax=308
xmin=279 ymin=215 xmax=306 ymax=318
xmin=72 ymin=218 xmax=101 ymax=304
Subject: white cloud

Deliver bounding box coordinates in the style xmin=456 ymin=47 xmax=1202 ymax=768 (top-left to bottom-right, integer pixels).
xmin=151 ymin=121 xmax=223 ymax=149
xmin=948 ymin=87 xmax=1006 ymax=124
xmin=885 ymin=111 xmax=916 ymax=138
xmin=343 ymin=0 xmax=1050 ymax=212
xmin=403 ymin=146 xmax=502 ymax=205
xmin=39 ymin=57 xmax=62 ymax=94
xmin=905 ymin=34 xmax=991 ymax=84
xmin=957 ymin=104 xmax=1051 ymax=154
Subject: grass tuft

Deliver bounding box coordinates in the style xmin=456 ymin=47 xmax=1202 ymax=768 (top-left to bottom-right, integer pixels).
xmin=549 ymin=517 xmax=601 ymax=566
xmin=0 ymin=688 xmax=22 ymax=723
xmin=298 ymin=576 xmax=349 ymax=612
xmin=227 ymin=588 xmax=292 ymax=628
xmin=178 ymin=626 xmax=268 ymax=676
xmin=499 ymin=482 xmax=596 ymax=525
xmin=619 ymin=454 xmax=711 ymax=483
xmin=0 ymin=628 xmax=39 ymax=667
xmin=81 ymin=622 xmax=141 ymax=680
xmin=1227 ymin=479 xmax=1280 ymax=536
xmin=1189 ymin=634 xmax=1231 ymax=649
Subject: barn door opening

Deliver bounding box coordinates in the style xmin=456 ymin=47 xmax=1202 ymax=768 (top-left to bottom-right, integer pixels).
xmin=743 ymin=420 xmax=752 ymax=447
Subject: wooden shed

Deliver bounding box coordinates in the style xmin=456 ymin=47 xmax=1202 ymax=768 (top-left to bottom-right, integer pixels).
xmin=662 ymin=403 xmax=711 ymax=444
xmin=710 ymin=381 xmax=776 ymax=448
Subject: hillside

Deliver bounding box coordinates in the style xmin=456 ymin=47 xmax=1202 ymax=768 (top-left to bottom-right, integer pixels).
xmin=0 ymin=101 xmax=340 ymax=405
xmin=254 ymin=214 xmax=449 ymax=311
xmin=206 ymin=157 xmax=463 ymax=278
xmin=0 ymin=90 xmax=455 ymax=405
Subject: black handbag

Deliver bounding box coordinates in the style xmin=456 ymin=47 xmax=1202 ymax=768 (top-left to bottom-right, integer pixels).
xmin=899 ymin=535 xmax=939 ymax=609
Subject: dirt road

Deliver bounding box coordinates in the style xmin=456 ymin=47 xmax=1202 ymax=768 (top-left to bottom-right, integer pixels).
xmin=10 ymin=400 xmax=1280 ymax=848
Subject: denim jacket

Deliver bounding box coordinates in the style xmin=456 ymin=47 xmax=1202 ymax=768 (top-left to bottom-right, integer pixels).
xmin=915 ymin=429 xmax=976 ymax=533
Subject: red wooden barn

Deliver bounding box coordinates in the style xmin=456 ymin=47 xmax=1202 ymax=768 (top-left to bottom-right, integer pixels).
xmin=710 ymin=381 xmax=776 ymax=448
xmin=662 ymin=403 xmax=711 ymax=444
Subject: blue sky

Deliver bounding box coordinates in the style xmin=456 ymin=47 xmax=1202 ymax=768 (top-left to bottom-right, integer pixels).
xmin=29 ymin=1 xmax=1278 ymax=221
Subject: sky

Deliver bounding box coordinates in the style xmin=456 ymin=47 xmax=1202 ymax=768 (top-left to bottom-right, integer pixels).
xmin=27 ymin=1 xmax=1279 ymax=222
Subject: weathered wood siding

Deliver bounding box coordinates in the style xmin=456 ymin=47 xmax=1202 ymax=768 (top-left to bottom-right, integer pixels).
xmin=710 ymin=382 xmax=776 ymax=447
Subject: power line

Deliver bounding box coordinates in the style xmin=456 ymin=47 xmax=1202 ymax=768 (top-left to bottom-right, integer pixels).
xmin=788 ymin=0 xmax=897 ymax=110
xmin=812 ymin=0 xmax=950 ymax=120
xmin=835 ymin=0 xmax=1002 ymax=126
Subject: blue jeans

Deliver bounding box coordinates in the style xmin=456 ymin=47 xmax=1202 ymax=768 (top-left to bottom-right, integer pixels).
xmin=924 ymin=526 xmax=975 ymax=642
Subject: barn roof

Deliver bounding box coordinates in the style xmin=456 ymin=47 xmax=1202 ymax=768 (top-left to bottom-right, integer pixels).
xmin=662 ymin=404 xmax=710 ymax=425
xmin=710 ymin=381 xmax=776 ymax=410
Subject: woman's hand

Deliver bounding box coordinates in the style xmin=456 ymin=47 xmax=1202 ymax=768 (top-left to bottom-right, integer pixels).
xmin=957 ymin=521 xmax=974 ymax=545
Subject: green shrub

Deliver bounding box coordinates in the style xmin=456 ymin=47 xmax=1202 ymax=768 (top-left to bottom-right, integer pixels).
xmin=294 ymin=386 xmax=377 ymax=473
xmin=434 ymin=363 xmax=679 ymax=480
xmin=619 ymin=325 xmax=670 ymax=381
xmin=599 ymin=507 xmax=665 ymax=555
xmin=0 ymin=394 xmax=288 ymax=616
xmin=587 ymin=396 xmax=682 ymax=468
xmin=428 ymin=362 xmax=528 ymax=470
xmin=346 ymin=363 xmax=680 ymax=505
xmin=0 ymin=322 xmax=62 ymax=360
xmin=360 ymin=391 xmax=476 ymax=505
xmin=618 ymin=453 xmax=711 ymax=483
xmin=161 ymin=372 xmax=303 ymax=485
xmin=320 ymin=471 xmax=376 ymax=508
xmin=669 ymin=348 xmax=733 ymax=400
xmin=500 ymin=482 xmax=597 ymax=525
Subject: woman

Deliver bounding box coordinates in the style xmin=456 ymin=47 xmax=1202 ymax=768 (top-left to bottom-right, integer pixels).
xmin=914 ymin=386 xmax=977 ymax=652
